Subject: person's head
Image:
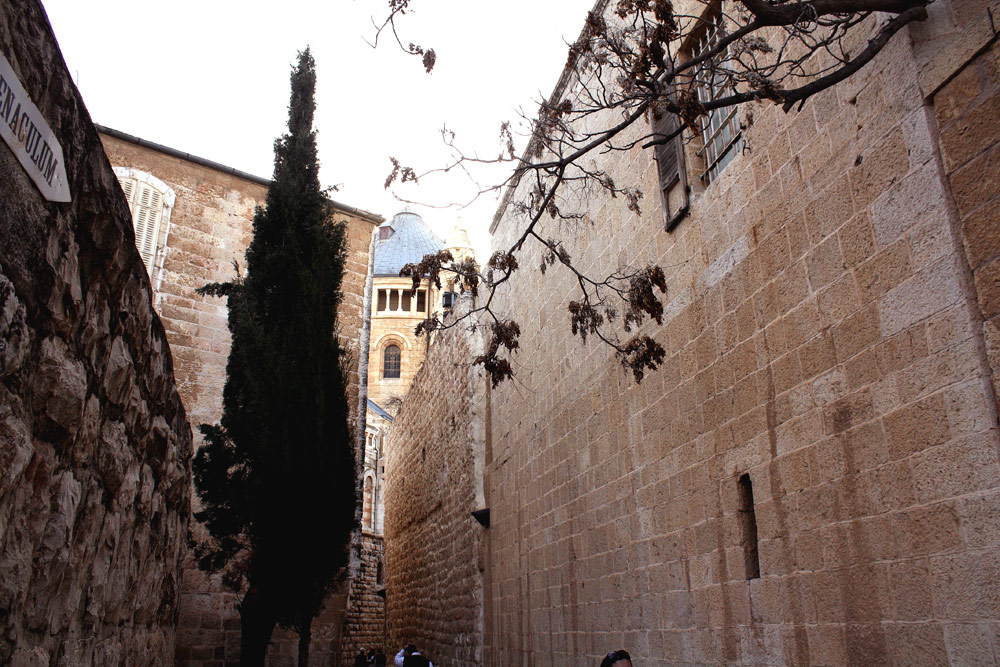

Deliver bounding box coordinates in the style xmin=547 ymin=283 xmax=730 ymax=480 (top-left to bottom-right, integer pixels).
xmin=600 ymin=649 xmax=632 ymax=667
xmin=405 ymin=644 xmax=417 ymax=654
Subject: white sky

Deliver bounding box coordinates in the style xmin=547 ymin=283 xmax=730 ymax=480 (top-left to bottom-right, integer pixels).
xmin=41 ymin=0 xmax=598 ymax=258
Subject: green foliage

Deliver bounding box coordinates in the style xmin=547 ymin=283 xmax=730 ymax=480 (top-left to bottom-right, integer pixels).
xmin=191 ymin=48 xmax=357 ymax=636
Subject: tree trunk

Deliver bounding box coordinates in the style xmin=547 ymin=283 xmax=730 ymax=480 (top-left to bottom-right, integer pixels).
xmin=297 ymin=616 xmax=312 ymax=667
xmin=239 ymin=587 xmax=276 ymax=667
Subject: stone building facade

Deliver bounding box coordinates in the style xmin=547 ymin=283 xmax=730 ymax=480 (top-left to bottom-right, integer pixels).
xmin=383 ymin=296 xmax=488 ymax=666
xmin=364 ymin=211 xmax=476 ymax=536
xmin=384 ymin=0 xmax=1000 ymax=665
xmin=0 ymin=2 xmax=192 ymax=663
xmin=97 ymin=128 xmax=383 ymax=664
xmin=368 ymin=211 xmax=445 ymax=410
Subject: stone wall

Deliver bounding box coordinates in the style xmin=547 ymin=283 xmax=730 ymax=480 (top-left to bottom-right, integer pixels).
xmin=0 ymin=2 xmax=192 ymax=663
xmin=383 ymin=297 xmax=488 ymax=666
xmin=100 ymin=127 xmax=381 ymax=665
xmin=98 ymin=132 xmax=268 ymax=449
xmin=340 ymin=533 xmax=387 ymax=663
xmin=386 ymin=1 xmax=1000 ymax=665
xmin=932 ymin=37 xmax=1000 ymax=415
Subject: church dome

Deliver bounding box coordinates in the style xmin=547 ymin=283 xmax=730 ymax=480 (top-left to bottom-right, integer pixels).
xmin=373 ymin=211 xmax=445 ymax=277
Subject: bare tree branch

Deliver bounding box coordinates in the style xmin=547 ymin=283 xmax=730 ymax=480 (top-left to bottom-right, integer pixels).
xmin=377 ymin=0 xmax=932 ymax=384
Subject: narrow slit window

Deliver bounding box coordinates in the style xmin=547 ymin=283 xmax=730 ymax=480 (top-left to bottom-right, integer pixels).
xmin=377 ymin=289 xmax=387 ymax=311
xmin=401 ymin=290 xmax=411 ymax=312
xmin=417 ymin=290 xmax=426 ymax=313
xmin=738 ymin=473 xmax=760 ymax=579
xmin=389 ymin=290 xmax=399 ymax=311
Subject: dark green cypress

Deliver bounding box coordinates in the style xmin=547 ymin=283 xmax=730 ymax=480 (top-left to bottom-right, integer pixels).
xmin=192 ymin=48 xmax=356 ymax=667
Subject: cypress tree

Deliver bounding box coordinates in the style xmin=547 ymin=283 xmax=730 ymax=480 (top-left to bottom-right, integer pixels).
xmin=192 ymin=48 xmax=356 ymax=667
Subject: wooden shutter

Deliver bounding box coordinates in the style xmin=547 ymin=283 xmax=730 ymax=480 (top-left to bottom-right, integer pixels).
xmin=653 ymin=110 xmax=681 ymax=189
xmin=651 ymin=107 xmax=689 ymax=231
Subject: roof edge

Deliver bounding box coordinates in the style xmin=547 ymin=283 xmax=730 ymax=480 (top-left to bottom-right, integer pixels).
xmin=490 ymin=0 xmax=610 ymax=235
xmin=96 ymin=124 xmax=385 ymax=224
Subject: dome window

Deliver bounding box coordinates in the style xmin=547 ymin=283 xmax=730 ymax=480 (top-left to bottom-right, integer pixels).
xmin=379 ymin=226 xmax=395 ymax=240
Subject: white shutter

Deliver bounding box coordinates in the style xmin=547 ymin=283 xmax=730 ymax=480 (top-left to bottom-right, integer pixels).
xmin=131 ymin=181 xmax=164 ymax=274
xmin=119 ymin=176 xmax=136 ymax=205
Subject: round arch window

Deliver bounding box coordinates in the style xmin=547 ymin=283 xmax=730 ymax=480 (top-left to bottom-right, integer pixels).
xmin=383 ymin=345 xmax=401 ymax=379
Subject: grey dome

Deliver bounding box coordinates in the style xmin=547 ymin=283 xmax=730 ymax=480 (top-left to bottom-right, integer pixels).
xmin=373 ymin=211 xmax=445 ymax=277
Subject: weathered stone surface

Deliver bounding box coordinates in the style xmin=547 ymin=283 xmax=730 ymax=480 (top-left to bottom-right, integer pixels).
xmin=384 ymin=1 xmax=1000 ymax=665
xmin=98 ymin=89 xmax=381 ymax=667
xmin=0 ymin=2 xmax=192 ymax=663
xmin=338 ymin=534 xmax=387 ymax=663
xmin=384 ymin=296 xmax=487 ymax=667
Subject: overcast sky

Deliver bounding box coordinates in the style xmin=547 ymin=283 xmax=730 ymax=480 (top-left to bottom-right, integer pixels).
xmin=41 ymin=0 xmax=597 ymax=257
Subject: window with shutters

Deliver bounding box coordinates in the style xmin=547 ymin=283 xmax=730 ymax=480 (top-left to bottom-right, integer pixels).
xmin=650 ymin=100 xmax=689 ymax=232
xmin=112 ymin=167 xmax=175 ymax=276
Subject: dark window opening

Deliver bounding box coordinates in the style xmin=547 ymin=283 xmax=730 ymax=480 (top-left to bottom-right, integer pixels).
xmin=442 ymin=291 xmax=457 ymax=309
xmin=389 ymin=290 xmax=399 ymax=311
xmin=738 ymin=473 xmax=760 ymax=579
xmin=401 ymin=291 xmax=411 ymax=311
xmin=377 ymin=289 xmax=387 ymax=311
xmin=417 ymin=290 xmax=426 ymax=313
xmin=383 ymin=345 xmax=401 ymax=379
xmin=376 ymin=561 xmax=383 ymax=586
xmin=379 ymin=226 xmax=394 ymax=239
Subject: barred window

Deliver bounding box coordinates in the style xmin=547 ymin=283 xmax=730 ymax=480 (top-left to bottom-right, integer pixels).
xmin=695 ymin=14 xmax=743 ymax=184
xmin=383 ymin=345 xmax=401 ymax=379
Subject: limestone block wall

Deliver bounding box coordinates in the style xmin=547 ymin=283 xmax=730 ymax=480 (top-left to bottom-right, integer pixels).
xmin=339 ymin=533 xmax=387 ymax=663
xmin=476 ymin=2 xmax=1000 ymax=665
xmin=932 ymin=37 xmax=1000 ymax=415
xmin=100 ymin=133 xmax=380 ymax=665
xmin=0 ymin=2 xmax=192 ymax=663
xmin=384 ymin=297 xmax=488 ymax=666
xmin=98 ymin=133 xmax=268 ymax=447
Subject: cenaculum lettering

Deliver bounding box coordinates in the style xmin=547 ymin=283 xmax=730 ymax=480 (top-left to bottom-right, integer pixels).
xmin=0 ymin=74 xmax=60 ymax=187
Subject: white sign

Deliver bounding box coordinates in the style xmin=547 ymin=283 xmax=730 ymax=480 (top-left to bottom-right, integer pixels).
xmin=0 ymin=52 xmax=71 ymax=202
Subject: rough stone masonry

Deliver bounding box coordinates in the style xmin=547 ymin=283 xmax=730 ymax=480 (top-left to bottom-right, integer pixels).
xmin=384 ymin=0 xmax=1000 ymax=664
xmin=0 ymin=1 xmax=192 ymax=664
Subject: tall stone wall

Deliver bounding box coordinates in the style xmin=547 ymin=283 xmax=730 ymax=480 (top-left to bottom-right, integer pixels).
xmin=932 ymin=37 xmax=1000 ymax=415
xmin=98 ymin=133 xmax=268 ymax=449
xmin=100 ymin=134 xmax=380 ymax=665
xmin=339 ymin=533 xmax=387 ymax=663
xmin=383 ymin=297 xmax=488 ymax=666
xmin=0 ymin=2 xmax=192 ymax=663
xmin=384 ymin=1 xmax=1000 ymax=665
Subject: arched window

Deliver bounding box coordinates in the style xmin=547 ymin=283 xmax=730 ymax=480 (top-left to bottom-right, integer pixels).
xmin=383 ymin=345 xmax=401 ymax=379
